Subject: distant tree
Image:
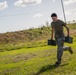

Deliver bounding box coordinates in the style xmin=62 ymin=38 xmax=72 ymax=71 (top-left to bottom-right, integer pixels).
xmin=67 ymin=21 xmax=71 ymax=24
xmin=46 ymin=21 xmax=49 ymax=27
xmin=72 ymin=20 xmax=76 ymax=30
xmin=29 ymin=27 xmax=34 ymax=30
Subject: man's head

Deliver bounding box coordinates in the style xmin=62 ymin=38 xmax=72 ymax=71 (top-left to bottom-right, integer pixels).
xmin=51 ymin=13 xmax=58 ymax=22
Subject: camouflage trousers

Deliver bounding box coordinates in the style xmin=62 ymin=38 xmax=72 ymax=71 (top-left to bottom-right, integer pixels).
xmin=55 ymin=36 xmax=69 ymax=61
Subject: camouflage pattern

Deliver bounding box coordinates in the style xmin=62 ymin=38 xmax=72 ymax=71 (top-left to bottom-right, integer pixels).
xmin=55 ymin=35 xmax=69 ymax=62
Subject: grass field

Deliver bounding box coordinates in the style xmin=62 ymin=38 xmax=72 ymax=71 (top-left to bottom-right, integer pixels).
xmin=0 ymin=40 xmax=76 ymax=75
xmin=0 ymin=25 xmax=76 ymax=75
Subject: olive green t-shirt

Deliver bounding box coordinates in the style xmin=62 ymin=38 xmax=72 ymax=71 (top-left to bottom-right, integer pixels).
xmin=51 ymin=20 xmax=66 ymax=36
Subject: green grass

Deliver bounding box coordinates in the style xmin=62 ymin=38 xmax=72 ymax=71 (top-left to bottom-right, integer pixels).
xmin=0 ymin=41 xmax=76 ymax=75
xmin=0 ymin=40 xmax=47 ymax=52
xmin=0 ymin=22 xmax=76 ymax=75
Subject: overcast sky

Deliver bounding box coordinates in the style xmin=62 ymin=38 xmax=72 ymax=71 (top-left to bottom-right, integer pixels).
xmin=0 ymin=0 xmax=76 ymax=33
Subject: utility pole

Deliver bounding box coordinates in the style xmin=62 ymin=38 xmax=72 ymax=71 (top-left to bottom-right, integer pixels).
xmin=61 ymin=0 xmax=66 ymax=23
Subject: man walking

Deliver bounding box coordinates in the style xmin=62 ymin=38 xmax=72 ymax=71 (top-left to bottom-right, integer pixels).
xmin=51 ymin=13 xmax=73 ymax=67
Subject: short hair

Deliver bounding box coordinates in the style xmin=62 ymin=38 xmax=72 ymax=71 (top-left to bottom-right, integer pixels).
xmin=51 ymin=13 xmax=57 ymax=17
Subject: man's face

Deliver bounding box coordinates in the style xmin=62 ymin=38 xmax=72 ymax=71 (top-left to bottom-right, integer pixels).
xmin=51 ymin=16 xmax=58 ymax=22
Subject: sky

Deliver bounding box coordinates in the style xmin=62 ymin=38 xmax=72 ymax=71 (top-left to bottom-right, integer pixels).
xmin=0 ymin=0 xmax=76 ymax=33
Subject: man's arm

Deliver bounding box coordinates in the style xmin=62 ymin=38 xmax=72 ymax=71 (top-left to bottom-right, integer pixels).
xmin=64 ymin=25 xmax=70 ymax=36
xmin=61 ymin=20 xmax=70 ymax=36
xmin=51 ymin=27 xmax=54 ymax=40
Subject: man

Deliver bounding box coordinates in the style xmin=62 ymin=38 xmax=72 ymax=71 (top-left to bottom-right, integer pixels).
xmin=51 ymin=13 xmax=73 ymax=67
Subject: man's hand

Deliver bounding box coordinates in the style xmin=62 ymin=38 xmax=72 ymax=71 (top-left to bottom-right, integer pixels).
xmin=67 ymin=34 xmax=70 ymax=37
xmin=64 ymin=25 xmax=70 ymax=37
xmin=51 ymin=37 xmax=53 ymax=40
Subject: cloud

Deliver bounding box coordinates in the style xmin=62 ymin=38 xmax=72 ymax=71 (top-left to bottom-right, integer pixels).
xmin=74 ymin=10 xmax=76 ymax=14
xmin=0 ymin=1 xmax=8 ymax=10
xmin=65 ymin=10 xmax=72 ymax=15
xmin=65 ymin=8 xmax=76 ymax=15
xmin=64 ymin=0 xmax=76 ymax=5
xmin=14 ymin=0 xmax=42 ymax=7
xmin=52 ymin=0 xmax=56 ymax=2
xmin=33 ymin=13 xmax=43 ymax=18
